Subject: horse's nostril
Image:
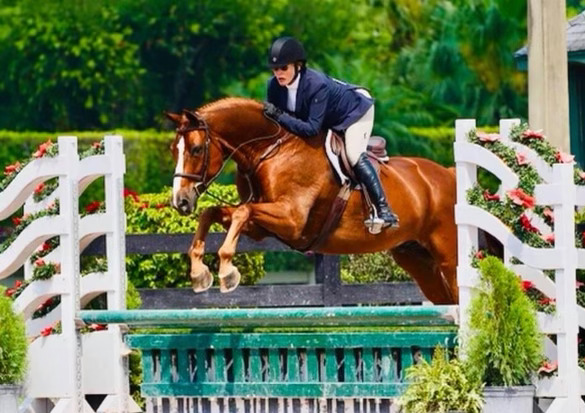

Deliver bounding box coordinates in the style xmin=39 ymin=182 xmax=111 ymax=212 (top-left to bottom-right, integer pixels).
xmin=178 ymin=198 xmax=189 ymax=208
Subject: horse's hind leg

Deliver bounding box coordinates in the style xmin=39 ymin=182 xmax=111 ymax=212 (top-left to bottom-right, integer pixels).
xmin=390 ymin=242 xmax=456 ymax=304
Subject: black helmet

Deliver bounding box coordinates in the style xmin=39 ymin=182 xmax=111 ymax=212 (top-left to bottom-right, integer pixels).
xmin=267 ymin=37 xmax=306 ymax=68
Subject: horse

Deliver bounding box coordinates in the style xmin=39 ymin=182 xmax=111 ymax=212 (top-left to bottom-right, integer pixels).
xmin=166 ymin=97 xmax=458 ymax=304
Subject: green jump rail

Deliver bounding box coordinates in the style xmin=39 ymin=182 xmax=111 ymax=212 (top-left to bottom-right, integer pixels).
xmin=79 ymin=305 xmax=459 ymax=329
xmin=80 ymin=306 xmax=459 ymax=411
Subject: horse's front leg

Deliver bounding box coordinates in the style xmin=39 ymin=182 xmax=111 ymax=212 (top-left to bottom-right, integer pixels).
xmin=189 ymin=206 xmax=233 ymax=292
xmin=218 ymin=202 xmax=307 ymax=292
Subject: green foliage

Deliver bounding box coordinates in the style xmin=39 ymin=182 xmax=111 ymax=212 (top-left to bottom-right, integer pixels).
xmin=0 ymin=3 xmax=145 ymax=130
xmin=0 ymin=288 xmax=28 ymax=384
xmin=125 ymin=185 xmax=265 ymax=288
xmin=399 ymin=346 xmax=484 ymax=413
xmin=341 ymin=252 xmax=410 ymax=284
xmin=466 ymin=256 xmax=543 ymax=386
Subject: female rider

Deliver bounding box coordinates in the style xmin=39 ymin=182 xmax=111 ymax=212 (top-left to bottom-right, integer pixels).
xmin=263 ymin=36 xmax=399 ymax=229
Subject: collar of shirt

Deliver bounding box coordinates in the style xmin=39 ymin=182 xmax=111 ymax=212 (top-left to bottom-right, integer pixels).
xmin=286 ymin=72 xmax=301 ymax=112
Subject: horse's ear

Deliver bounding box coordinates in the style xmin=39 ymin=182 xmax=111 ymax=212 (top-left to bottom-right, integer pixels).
xmin=183 ymin=110 xmax=204 ymax=127
xmin=165 ymin=112 xmax=183 ymax=125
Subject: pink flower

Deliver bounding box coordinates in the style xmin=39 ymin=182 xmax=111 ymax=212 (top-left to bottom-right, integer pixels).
xmin=555 ymin=151 xmax=574 ymax=164
xmin=483 ymin=190 xmax=500 ymax=202
xmin=4 ymin=161 xmax=21 ymax=175
xmin=14 ymin=280 xmax=22 ymax=288
xmin=34 ymin=182 xmax=45 ymax=195
xmin=521 ymin=129 xmax=544 ymax=140
xmin=577 ymin=281 xmax=584 ymax=289
xmin=91 ymin=141 xmax=102 ymax=149
xmin=538 ymin=360 xmax=558 ymax=375
xmin=475 ymin=250 xmax=485 ymax=260
xmin=34 ymin=258 xmax=45 ymax=267
xmin=33 ymin=140 xmax=53 ymax=158
xmin=507 ymin=188 xmax=535 ymax=209
xmin=543 ymin=208 xmax=554 ymax=223
xmin=515 ymin=152 xmax=529 ymax=165
xmin=579 ymin=170 xmax=585 ymax=182
xmin=540 ymin=233 xmax=554 ymax=243
xmin=476 ymin=132 xmax=500 ymax=142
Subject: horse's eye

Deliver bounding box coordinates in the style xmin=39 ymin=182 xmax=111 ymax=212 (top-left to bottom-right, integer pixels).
xmin=190 ymin=146 xmax=203 ymax=156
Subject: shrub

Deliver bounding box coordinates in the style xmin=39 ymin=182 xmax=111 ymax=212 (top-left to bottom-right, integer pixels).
xmin=0 ymin=288 xmax=28 ymax=384
xmin=341 ymin=252 xmax=410 ymax=283
xmin=465 ymin=256 xmax=543 ymax=386
xmin=400 ymin=346 xmax=483 ymax=413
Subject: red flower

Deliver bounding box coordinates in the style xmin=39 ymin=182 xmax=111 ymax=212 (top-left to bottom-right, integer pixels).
xmin=40 ymin=326 xmax=53 ymax=337
xmin=540 ymin=233 xmax=554 ymax=243
xmin=14 ymin=280 xmax=22 ymax=288
xmin=156 ymin=203 xmax=166 ymax=209
xmin=476 ymin=132 xmax=500 ymax=142
xmin=139 ymin=202 xmax=149 ymax=209
xmin=90 ymin=323 xmax=107 ymax=331
xmin=4 ymin=288 xmax=14 ymax=297
xmin=91 ymin=141 xmax=102 ymax=149
xmin=34 ymin=258 xmax=45 ymax=267
xmin=515 ymin=152 xmax=529 ymax=166
xmin=123 ymin=188 xmax=139 ymax=202
xmin=33 ymin=140 xmax=53 ymax=158
xmin=539 ymin=296 xmax=555 ymax=306
xmin=475 ymin=250 xmax=485 ymax=260
xmin=507 ymin=188 xmax=535 ymax=209
xmin=555 ymin=151 xmax=574 ymax=164
xmin=12 ymin=216 xmax=22 ymax=226
xmin=483 ymin=190 xmax=500 ymax=202
xmin=521 ymin=280 xmax=534 ymax=291
xmin=34 ymin=182 xmax=45 ymax=194
xmin=4 ymin=161 xmax=21 ymax=175
xmin=521 ymin=129 xmax=544 ymax=140
xmin=41 ymin=241 xmax=52 ymax=251
xmin=519 ymin=214 xmax=539 ymax=233
xmin=85 ymin=201 xmax=101 ymax=214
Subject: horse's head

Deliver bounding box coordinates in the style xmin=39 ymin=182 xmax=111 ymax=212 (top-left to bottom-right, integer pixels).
xmin=166 ymin=110 xmax=224 ymax=215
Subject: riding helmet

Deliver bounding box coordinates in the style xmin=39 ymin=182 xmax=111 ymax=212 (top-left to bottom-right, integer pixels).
xmin=267 ymin=37 xmax=307 ymax=68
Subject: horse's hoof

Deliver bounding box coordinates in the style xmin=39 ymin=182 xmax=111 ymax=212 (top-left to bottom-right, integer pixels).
xmin=219 ymin=268 xmax=241 ymax=293
xmin=191 ymin=268 xmax=213 ymax=293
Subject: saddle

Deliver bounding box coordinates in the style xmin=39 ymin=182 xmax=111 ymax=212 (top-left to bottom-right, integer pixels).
xmin=325 ymin=130 xmax=389 ymax=185
xmin=304 ymin=131 xmax=390 ymax=251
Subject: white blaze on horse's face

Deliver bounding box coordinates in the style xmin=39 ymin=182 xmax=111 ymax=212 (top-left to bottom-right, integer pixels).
xmin=172 ymin=135 xmax=198 ymax=215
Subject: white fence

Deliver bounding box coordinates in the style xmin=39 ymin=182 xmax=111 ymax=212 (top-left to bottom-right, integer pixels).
xmin=455 ymin=119 xmax=585 ymax=412
xmin=0 ymin=136 xmax=138 ymax=413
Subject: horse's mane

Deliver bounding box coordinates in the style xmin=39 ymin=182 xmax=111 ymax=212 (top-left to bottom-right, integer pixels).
xmin=198 ymin=97 xmax=262 ymax=115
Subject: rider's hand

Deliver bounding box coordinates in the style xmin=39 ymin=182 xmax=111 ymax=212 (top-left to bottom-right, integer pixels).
xmin=263 ymin=102 xmax=283 ymax=120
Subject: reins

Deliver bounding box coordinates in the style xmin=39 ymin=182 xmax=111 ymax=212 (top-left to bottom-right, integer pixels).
xmin=174 ymin=113 xmax=291 ymax=207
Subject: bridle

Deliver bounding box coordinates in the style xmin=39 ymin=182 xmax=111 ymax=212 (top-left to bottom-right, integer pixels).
xmin=173 ymin=111 xmax=290 ymax=204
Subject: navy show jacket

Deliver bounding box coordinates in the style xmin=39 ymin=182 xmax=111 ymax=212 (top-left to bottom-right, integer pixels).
xmin=266 ymin=68 xmax=373 ymax=137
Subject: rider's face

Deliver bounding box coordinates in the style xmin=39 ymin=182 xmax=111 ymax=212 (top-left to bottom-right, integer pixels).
xmin=273 ymin=64 xmax=295 ymax=86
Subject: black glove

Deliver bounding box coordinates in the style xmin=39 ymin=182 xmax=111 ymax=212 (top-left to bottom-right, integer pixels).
xmin=263 ymin=102 xmax=283 ymax=120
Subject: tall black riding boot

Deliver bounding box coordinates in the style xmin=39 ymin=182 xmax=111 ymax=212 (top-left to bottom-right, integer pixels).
xmin=352 ymin=153 xmax=399 ymax=228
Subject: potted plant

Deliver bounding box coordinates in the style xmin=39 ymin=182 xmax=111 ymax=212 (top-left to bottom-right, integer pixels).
xmin=399 ymin=346 xmax=484 ymax=413
xmin=0 ymin=287 xmax=28 ymax=413
xmin=465 ymin=256 xmax=543 ymax=412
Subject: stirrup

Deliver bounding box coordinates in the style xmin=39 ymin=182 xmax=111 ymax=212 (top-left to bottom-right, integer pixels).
xmin=365 ymin=211 xmax=399 ymax=234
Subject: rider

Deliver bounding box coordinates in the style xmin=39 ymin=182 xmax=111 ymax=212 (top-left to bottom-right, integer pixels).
xmin=263 ymin=36 xmax=399 ymax=229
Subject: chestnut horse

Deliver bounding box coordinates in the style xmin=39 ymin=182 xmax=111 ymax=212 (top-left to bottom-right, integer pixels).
xmin=166 ymin=98 xmax=458 ymax=304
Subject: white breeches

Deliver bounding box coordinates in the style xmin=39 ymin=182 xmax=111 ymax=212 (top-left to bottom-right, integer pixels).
xmin=345 ymin=89 xmax=374 ymax=167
